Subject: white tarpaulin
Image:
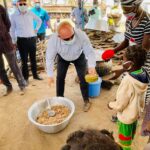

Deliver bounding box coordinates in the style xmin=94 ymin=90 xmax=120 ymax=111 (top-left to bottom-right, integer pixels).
xmin=85 ymin=18 xmax=110 ymax=32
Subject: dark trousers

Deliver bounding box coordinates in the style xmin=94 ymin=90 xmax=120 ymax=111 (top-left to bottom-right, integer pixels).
xmin=17 ymin=37 xmax=38 ymax=80
xmin=0 ymin=52 xmax=25 ymax=89
xmin=57 ymin=53 xmax=89 ymax=102
xmin=37 ymin=33 xmax=45 ymax=41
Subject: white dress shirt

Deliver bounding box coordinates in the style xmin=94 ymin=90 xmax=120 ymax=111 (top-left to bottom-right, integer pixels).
xmin=46 ymin=29 xmax=96 ymax=77
xmin=10 ymin=10 xmax=42 ymax=43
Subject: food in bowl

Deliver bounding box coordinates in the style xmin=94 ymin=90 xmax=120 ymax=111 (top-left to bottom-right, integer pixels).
xmin=85 ymin=74 xmax=98 ymax=83
xmin=36 ymin=105 xmax=70 ymax=125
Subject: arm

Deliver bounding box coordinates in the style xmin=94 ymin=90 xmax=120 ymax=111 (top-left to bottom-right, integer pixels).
xmin=46 ymin=21 xmax=53 ymax=32
xmin=109 ymin=68 xmax=124 ymax=80
xmin=114 ymin=20 xmax=129 ymax=53
xmin=31 ymin=12 xmax=42 ymax=31
xmin=114 ymin=38 xmax=129 ymax=53
xmin=10 ymin=15 xmax=17 ymax=44
xmin=46 ymin=36 xmax=57 ymax=77
xmin=109 ymin=78 xmax=132 ymax=112
xmin=1 ymin=5 xmax=11 ymax=31
xmin=44 ymin=11 xmax=53 ymax=31
xmin=142 ymin=34 xmax=150 ymax=50
xmin=82 ymin=32 xmax=96 ymax=69
xmin=143 ymin=21 xmax=150 ymax=50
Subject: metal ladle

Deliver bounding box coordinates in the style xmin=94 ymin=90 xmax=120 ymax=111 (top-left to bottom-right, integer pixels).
xmin=46 ymin=99 xmax=56 ymax=117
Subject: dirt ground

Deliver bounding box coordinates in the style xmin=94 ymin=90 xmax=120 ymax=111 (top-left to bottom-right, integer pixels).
xmin=0 ymin=65 xmax=148 ymax=150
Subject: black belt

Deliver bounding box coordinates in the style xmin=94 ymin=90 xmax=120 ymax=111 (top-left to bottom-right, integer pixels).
xmin=17 ymin=37 xmax=35 ymax=40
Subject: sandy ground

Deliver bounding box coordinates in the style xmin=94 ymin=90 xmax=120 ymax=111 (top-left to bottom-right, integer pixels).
xmin=0 ymin=65 xmax=148 ymax=150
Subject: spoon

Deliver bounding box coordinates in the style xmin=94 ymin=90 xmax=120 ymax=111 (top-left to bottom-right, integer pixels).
xmin=46 ymin=99 xmax=56 ymax=117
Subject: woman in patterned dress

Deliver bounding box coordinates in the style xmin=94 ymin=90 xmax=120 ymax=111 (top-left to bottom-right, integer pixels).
xmin=108 ymin=0 xmax=150 ymax=141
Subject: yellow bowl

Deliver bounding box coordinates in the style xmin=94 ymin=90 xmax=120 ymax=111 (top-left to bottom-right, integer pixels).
xmin=85 ymin=74 xmax=99 ymax=83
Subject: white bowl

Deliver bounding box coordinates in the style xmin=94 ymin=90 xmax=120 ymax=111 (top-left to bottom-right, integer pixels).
xmin=28 ymin=97 xmax=75 ymax=133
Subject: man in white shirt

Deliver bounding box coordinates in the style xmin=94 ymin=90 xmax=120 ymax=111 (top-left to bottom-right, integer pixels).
xmin=71 ymin=0 xmax=88 ymax=30
xmin=46 ymin=21 xmax=96 ymax=112
xmin=10 ymin=0 xmax=42 ymax=83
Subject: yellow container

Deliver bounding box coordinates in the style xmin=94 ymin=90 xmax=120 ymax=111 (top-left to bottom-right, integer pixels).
xmin=108 ymin=18 xmax=114 ymax=26
xmin=85 ymin=74 xmax=99 ymax=83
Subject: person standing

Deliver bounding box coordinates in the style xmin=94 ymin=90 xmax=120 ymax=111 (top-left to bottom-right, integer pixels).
xmin=111 ymin=0 xmax=150 ymax=79
xmin=88 ymin=0 xmax=102 ymax=21
xmin=10 ymin=0 xmax=43 ymax=83
xmin=107 ymin=0 xmax=122 ymax=28
xmin=46 ymin=21 xmax=96 ymax=112
xmin=107 ymin=0 xmax=150 ymax=123
xmin=31 ymin=0 xmax=53 ymax=41
xmin=71 ymin=0 xmax=88 ymax=30
xmin=54 ymin=14 xmax=61 ymax=32
xmin=85 ymin=0 xmax=102 ymax=30
xmin=108 ymin=45 xmax=148 ymax=150
xmin=0 ymin=4 xmax=26 ymax=95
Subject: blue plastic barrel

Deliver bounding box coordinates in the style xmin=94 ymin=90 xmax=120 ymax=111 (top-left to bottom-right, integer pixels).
xmin=88 ymin=77 xmax=102 ymax=97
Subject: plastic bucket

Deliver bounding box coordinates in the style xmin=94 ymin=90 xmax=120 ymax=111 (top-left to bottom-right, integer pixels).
xmin=88 ymin=77 xmax=102 ymax=97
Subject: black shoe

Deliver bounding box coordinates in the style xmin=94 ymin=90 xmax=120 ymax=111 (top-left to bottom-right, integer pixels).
xmin=4 ymin=86 xmax=13 ymax=96
xmin=33 ymin=76 xmax=43 ymax=80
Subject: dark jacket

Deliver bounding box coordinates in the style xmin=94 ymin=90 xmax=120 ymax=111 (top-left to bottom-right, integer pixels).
xmin=0 ymin=5 xmax=13 ymax=54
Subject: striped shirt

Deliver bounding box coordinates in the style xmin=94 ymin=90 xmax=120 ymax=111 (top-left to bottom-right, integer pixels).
xmin=46 ymin=29 xmax=96 ymax=77
xmin=125 ymin=14 xmax=150 ymax=44
xmin=124 ymin=13 xmax=150 ymax=104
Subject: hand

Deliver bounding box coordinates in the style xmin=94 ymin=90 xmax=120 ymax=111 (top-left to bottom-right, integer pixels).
xmin=48 ymin=77 xmax=54 ymax=87
xmin=109 ymin=69 xmax=124 ymax=80
xmin=12 ymin=44 xmax=17 ymax=51
xmin=88 ymin=68 xmax=96 ymax=75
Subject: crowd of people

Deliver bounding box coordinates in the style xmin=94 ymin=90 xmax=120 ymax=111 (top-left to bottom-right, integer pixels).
xmin=0 ymin=0 xmax=150 ymax=149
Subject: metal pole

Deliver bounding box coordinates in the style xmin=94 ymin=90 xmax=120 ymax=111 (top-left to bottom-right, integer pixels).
xmin=3 ymin=0 xmax=7 ymax=9
xmin=81 ymin=0 xmax=84 ymax=30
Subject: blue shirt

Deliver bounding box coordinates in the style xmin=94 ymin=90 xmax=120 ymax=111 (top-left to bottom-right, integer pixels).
xmin=31 ymin=7 xmax=50 ymax=34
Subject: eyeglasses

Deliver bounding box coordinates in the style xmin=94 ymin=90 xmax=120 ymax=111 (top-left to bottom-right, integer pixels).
xmin=63 ymin=34 xmax=74 ymax=41
xmin=19 ymin=3 xmax=27 ymax=6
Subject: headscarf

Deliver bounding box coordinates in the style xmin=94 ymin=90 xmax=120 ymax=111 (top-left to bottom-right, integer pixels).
xmin=120 ymin=0 xmax=143 ymax=7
